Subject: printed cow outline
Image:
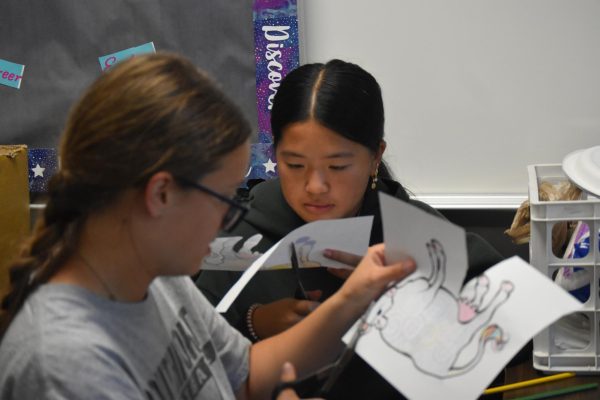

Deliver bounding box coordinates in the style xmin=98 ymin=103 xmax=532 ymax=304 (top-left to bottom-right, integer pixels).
xmin=203 ymin=235 xmax=321 ymax=269
xmin=361 ymin=239 xmax=514 ymax=378
xmin=203 ymin=234 xmax=263 ymax=267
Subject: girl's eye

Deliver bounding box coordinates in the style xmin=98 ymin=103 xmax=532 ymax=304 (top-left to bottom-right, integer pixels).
xmin=286 ymin=163 xmax=304 ymax=169
xmin=330 ymin=165 xmax=350 ymax=171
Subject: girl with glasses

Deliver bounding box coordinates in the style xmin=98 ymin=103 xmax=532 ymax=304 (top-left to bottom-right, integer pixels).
xmin=195 ymin=59 xmax=505 ymax=399
xmin=0 ymin=53 xmax=416 ymax=399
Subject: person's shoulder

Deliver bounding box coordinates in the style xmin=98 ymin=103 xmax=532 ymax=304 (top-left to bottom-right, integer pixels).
xmin=3 ymin=284 xmax=97 ymax=342
xmin=465 ymin=232 xmax=504 ymax=275
xmin=247 ymin=177 xmax=282 ymax=203
xmin=234 ymin=178 xmax=304 ymax=243
xmin=235 ymin=178 xmax=266 ymax=203
xmin=154 ymin=276 xmax=215 ymax=309
xmin=154 ymin=276 xmax=202 ymax=299
xmin=1 ymin=328 xmax=139 ymax=399
xmin=1 ymin=308 xmax=120 ymax=377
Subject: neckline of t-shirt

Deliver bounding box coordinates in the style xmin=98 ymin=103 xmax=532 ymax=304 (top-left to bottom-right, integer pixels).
xmin=37 ymin=281 xmax=155 ymax=312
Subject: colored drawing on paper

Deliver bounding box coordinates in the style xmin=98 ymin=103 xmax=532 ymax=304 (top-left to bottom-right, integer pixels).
xmin=215 ymin=216 xmax=373 ymax=312
xmin=202 ymin=234 xmax=263 ymax=271
xmin=362 ymin=239 xmax=512 ymax=378
xmin=344 ymin=193 xmax=583 ymax=400
xmin=202 ymin=234 xmax=324 ymax=272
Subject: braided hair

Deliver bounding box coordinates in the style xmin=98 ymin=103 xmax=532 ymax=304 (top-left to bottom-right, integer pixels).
xmin=0 ymin=53 xmax=251 ymax=338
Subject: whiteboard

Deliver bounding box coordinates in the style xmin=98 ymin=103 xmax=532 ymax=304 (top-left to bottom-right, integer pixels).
xmin=298 ymin=0 xmax=600 ymax=208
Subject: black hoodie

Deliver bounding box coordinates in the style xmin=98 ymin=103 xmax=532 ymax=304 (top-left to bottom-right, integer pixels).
xmin=196 ymin=177 xmax=504 ymax=399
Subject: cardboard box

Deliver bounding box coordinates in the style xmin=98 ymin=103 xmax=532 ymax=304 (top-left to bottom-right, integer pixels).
xmin=0 ymin=145 xmax=30 ymax=298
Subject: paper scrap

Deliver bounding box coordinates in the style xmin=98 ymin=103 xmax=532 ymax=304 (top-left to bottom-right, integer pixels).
xmin=98 ymin=42 xmax=156 ymax=71
xmin=0 ymin=58 xmax=25 ymax=89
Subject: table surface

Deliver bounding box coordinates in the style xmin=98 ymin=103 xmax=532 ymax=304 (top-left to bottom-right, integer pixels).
xmin=503 ymin=360 xmax=600 ymax=399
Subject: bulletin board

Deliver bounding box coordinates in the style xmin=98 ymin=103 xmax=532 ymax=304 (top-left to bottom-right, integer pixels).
xmin=0 ymin=0 xmax=257 ymax=147
xmin=299 ymin=0 xmax=600 ymax=207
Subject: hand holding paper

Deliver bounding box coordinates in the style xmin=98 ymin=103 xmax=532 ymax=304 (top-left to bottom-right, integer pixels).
xmin=215 ymin=216 xmax=373 ymax=312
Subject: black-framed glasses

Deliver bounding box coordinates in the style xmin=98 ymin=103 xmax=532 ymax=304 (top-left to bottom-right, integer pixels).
xmin=178 ymin=179 xmax=248 ymax=232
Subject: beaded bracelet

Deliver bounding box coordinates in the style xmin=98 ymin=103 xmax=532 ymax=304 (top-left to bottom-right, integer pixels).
xmin=246 ymin=303 xmax=262 ymax=342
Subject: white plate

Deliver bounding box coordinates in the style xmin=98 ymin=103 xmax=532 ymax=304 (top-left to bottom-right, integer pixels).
xmin=562 ymin=145 xmax=600 ymax=197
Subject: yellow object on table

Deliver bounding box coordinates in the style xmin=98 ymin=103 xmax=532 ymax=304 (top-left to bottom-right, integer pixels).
xmin=0 ymin=145 xmax=30 ymax=298
xmin=484 ymin=372 xmax=575 ymax=395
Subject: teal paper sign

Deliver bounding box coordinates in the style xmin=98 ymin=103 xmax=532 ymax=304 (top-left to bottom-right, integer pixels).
xmin=98 ymin=42 xmax=156 ymax=71
xmin=0 ymin=58 xmax=25 ymax=89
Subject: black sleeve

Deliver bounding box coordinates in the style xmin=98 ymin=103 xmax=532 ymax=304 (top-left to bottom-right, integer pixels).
xmin=464 ymin=232 xmax=504 ymax=283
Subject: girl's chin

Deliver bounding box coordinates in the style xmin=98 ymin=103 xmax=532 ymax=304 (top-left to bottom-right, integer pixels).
xmin=299 ymin=210 xmax=345 ymax=222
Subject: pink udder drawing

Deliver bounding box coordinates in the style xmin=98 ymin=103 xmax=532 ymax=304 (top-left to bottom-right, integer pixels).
xmin=361 ymin=239 xmax=513 ymax=378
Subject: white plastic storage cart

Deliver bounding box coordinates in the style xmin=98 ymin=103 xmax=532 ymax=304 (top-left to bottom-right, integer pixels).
xmin=529 ymin=164 xmax=600 ymax=372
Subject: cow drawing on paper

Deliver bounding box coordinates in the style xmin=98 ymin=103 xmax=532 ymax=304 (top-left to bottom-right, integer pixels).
xmin=362 ymin=239 xmax=513 ymax=378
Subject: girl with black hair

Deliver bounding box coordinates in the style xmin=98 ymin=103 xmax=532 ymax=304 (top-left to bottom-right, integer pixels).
xmin=196 ymin=59 xmax=504 ymax=399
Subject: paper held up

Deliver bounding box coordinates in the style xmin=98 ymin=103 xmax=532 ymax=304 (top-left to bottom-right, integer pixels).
xmin=342 ymin=193 xmax=582 ymax=400
xmin=202 ymin=215 xmax=373 ymax=272
xmin=214 ymin=216 xmax=373 ymax=313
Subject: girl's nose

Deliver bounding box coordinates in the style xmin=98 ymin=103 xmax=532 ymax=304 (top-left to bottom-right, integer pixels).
xmin=305 ymin=169 xmax=328 ymax=194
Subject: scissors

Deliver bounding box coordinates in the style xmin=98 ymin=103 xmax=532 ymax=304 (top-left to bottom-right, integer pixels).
xmin=317 ymin=302 xmax=371 ymax=397
xmin=270 ymin=302 xmax=372 ymax=399
xmin=273 ymin=246 xmax=376 ymax=398
xmin=270 ymin=378 xmax=306 ymax=400
xmin=290 ymin=242 xmax=309 ymax=300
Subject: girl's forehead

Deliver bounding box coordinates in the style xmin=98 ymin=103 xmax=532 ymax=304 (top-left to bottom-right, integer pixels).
xmin=278 ymin=121 xmax=366 ymax=154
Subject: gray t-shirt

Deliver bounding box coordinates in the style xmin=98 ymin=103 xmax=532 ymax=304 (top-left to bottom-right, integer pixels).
xmin=0 ymin=276 xmax=251 ymax=399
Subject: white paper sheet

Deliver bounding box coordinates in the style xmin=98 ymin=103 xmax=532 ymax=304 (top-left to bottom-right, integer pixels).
xmin=380 ymin=193 xmax=467 ymax=294
xmin=201 ymin=234 xmax=263 ymax=271
xmin=215 ymin=216 xmax=373 ymax=313
xmin=343 ymin=193 xmax=583 ymax=400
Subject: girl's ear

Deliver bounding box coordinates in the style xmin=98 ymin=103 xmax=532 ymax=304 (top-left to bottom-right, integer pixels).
xmin=376 ymin=140 xmax=387 ymax=162
xmin=373 ymin=140 xmax=387 ymax=172
xmin=144 ymin=171 xmax=176 ymax=217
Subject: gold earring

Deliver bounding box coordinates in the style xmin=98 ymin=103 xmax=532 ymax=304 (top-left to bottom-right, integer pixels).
xmin=371 ymin=166 xmax=379 ymax=190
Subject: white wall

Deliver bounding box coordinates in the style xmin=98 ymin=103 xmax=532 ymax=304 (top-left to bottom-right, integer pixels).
xmin=299 ymin=0 xmax=600 ymax=207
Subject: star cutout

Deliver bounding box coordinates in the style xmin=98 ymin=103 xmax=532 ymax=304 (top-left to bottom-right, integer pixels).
xmin=32 ymin=163 xmax=45 ymax=178
xmin=263 ymin=158 xmax=277 ymax=173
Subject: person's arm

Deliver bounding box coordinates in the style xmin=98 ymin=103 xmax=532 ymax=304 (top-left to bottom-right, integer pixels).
xmin=200 ymin=269 xmax=322 ymax=342
xmin=239 ymin=244 xmax=415 ymax=400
